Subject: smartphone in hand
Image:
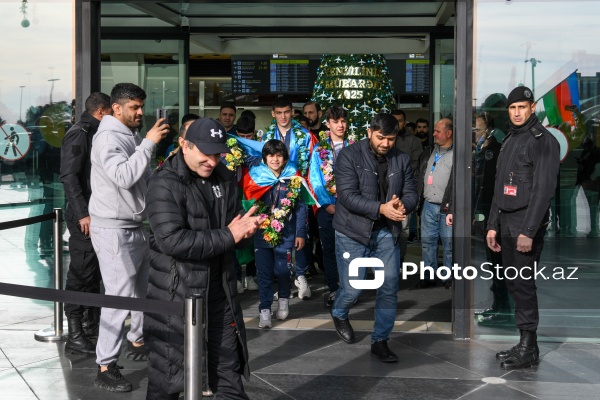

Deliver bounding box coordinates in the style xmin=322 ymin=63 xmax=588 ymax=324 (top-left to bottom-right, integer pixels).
xmin=156 ymin=108 xmax=167 ymax=120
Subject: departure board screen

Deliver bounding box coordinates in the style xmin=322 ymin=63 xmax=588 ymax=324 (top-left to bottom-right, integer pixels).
xmin=232 ymin=54 xmax=312 ymax=95
xmin=405 ymin=54 xmax=430 ymax=93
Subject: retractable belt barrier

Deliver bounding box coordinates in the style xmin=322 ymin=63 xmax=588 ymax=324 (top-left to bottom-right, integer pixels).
xmin=0 ymin=212 xmax=55 ymax=231
xmin=0 ymin=208 xmax=203 ymax=400
xmin=0 ymin=282 xmax=183 ymax=316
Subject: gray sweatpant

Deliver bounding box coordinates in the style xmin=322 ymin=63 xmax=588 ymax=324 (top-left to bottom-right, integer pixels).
xmin=90 ymin=225 xmax=149 ymax=366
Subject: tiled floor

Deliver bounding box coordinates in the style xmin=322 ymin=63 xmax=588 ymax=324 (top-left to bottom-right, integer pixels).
xmin=1 ymin=322 xmax=600 ymax=399
xmin=1 ymin=205 xmax=600 ymax=399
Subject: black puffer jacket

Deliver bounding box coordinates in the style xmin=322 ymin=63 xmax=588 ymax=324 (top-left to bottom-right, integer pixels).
xmin=144 ymin=151 xmax=249 ymax=395
xmin=332 ymin=139 xmax=418 ymax=246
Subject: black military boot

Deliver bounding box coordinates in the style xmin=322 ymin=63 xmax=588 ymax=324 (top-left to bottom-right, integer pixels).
xmin=82 ymin=307 xmax=100 ymax=338
xmin=500 ymin=330 xmax=539 ymax=370
xmin=496 ymin=330 xmax=522 ymax=361
xmin=65 ymin=317 xmax=96 ymax=356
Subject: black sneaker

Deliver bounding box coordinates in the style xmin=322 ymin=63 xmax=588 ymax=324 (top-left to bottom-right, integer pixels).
xmin=125 ymin=341 xmax=149 ymax=361
xmin=94 ymin=361 xmax=132 ymax=392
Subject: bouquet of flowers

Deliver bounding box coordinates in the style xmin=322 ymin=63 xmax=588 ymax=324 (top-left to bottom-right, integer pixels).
xmin=224 ymin=137 xmax=245 ymax=171
xmin=254 ymin=177 xmax=302 ymax=246
xmin=315 ymin=131 xmax=356 ymax=196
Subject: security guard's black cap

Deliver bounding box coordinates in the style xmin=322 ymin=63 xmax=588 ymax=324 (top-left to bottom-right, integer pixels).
xmin=507 ymin=86 xmax=534 ymax=107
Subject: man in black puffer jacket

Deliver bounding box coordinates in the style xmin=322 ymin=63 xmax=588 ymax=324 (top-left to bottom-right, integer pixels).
xmin=145 ymin=118 xmax=263 ymax=400
xmin=330 ymin=113 xmax=418 ymax=363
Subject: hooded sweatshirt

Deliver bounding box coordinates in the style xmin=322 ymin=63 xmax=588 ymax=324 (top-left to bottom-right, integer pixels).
xmin=89 ymin=115 xmax=155 ymax=228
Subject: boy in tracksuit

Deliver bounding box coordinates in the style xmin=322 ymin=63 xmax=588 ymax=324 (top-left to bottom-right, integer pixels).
xmin=308 ymin=105 xmax=354 ymax=306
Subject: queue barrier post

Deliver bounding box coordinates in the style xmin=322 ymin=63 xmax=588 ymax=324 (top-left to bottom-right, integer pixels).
xmin=34 ymin=208 xmax=68 ymax=342
xmin=184 ymin=294 xmax=203 ymax=400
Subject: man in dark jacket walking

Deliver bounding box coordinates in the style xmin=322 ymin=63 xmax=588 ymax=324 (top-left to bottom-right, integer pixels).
xmin=145 ymin=118 xmax=263 ymax=399
xmin=392 ymin=109 xmax=422 ymax=262
xmin=59 ymin=92 xmax=111 ymax=355
xmin=330 ymin=113 xmax=418 ymax=362
xmin=487 ymin=86 xmax=559 ymax=370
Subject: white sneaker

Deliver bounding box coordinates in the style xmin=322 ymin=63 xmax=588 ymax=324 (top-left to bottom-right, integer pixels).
xmin=276 ymin=298 xmax=289 ymax=320
xmin=237 ymin=280 xmax=245 ymax=294
xmin=258 ymin=309 xmax=272 ymax=328
xmin=294 ymin=275 xmax=311 ymax=300
xmin=245 ymin=276 xmax=258 ymax=291
xmin=274 ymin=292 xmax=294 ymax=300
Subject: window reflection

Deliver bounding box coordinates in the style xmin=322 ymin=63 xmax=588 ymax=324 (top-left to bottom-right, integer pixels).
xmin=474 ymin=0 xmax=600 ymax=340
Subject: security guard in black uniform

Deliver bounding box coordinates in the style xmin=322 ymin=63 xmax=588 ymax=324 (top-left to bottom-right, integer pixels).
xmin=486 ymin=86 xmax=560 ymax=370
xmin=59 ymin=92 xmax=112 ymax=355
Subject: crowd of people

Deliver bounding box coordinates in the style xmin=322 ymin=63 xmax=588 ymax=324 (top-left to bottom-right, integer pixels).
xmin=59 ymin=83 xmax=559 ymax=398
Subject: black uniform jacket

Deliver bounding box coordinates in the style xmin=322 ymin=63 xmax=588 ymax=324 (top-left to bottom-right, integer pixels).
xmin=59 ymin=111 xmax=100 ymax=222
xmin=487 ymin=114 xmax=560 ymax=238
xmin=144 ymin=151 xmax=250 ymax=394
xmin=332 ymin=139 xmax=418 ymax=246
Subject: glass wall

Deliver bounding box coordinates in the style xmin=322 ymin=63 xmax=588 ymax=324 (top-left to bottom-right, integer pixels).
xmin=0 ymin=1 xmax=73 ymax=261
xmin=101 ymin=38 xmax=187 ymax=163
xmin=473 ymin=0 xmax=600 ymax=341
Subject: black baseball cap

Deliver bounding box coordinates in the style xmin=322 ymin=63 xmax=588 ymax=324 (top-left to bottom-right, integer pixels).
xmin=507 ymin=86 xmax=534 ymax=107
xmin=185 ymin=118 xmax=231 ymax=155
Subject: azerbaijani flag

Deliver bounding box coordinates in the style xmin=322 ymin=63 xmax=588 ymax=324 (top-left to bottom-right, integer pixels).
xmin=541 ymin=71 xmax=580 ymax=126
xmin=228 ymin=134 xmax=264 ymax=166
xmin=241 ymin=161 xmax=320 ymax=207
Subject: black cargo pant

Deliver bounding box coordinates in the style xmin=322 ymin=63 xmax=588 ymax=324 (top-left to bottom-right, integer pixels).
xmin=499 ymin=210 xmax=547 ymax=331
xmin=64 ymin=216 xmax=101 ymax=319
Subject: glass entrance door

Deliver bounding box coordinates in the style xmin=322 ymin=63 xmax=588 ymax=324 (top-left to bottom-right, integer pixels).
xmin=100 ymin=38 xmax=187 ymax=162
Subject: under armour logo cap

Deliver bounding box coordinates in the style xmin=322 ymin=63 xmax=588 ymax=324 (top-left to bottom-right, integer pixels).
xmin=507 ymin=86 xmax=534 ymax=107
xmin=185 ymin=118 xmax=231 ymax=155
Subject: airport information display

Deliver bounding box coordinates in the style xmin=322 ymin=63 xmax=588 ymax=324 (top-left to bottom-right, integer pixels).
xmin=405 ymin=56 xmax=430 ymax=94
xmin=232 ymin=55 xmax=311 ymax=95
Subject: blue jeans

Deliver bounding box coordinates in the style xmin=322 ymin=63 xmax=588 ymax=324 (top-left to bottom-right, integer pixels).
xmin=332 ymin=229 xmax=400 ymax=343
xmin=420 ymin=200 xmax=452 ymax=282
xmin=317 ymin=208 xmax=339 ymax=293
xmin=255 ymin=247 xmax=292 ymax=311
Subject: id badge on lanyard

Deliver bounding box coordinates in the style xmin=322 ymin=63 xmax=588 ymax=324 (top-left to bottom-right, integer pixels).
xmin=427 ymin=174 xmax=434 ymax=185
xmin=504 ymin=172 xmax=517 ymax=196
xmin=428 ymin=149 xmax=446 ymax=185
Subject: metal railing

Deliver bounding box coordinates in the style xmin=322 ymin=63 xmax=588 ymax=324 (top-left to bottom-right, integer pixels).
xmin=34 ymin=208 xmax=67 ymax=342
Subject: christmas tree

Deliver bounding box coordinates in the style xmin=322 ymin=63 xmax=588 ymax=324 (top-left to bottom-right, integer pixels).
xmin=311 ymin=54 xmax=396 ymax=140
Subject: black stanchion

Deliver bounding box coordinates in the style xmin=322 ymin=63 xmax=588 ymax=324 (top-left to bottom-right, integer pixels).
xmin=184 ymin=294 xmax=203 ymax=400
xmin=34 ymin=208 xmax=68 ymax=342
